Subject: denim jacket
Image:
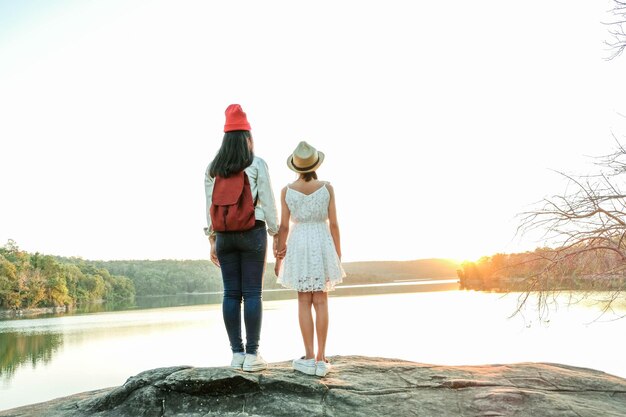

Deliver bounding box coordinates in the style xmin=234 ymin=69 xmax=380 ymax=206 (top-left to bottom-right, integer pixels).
xmin=205 ymin=156 xmax=279 ymax=237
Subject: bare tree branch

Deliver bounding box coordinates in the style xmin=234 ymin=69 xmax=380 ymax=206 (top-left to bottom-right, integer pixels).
xmin=513 ymin=143 xmax=626 ymax=316
xmin=604 ymin=1 xmax=626 ymax=59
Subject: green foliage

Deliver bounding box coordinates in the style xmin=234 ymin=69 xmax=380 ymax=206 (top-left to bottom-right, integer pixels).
xmin=0 ymin=255 xmax=21 ymax=309
xmin=91 ymin=259 xmax=222 ymax=296
xmin=0 ymin=241 xmax=135 ymax=310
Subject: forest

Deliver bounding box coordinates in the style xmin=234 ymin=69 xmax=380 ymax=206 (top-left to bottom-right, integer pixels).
xmin=0 ymin=240 xmax=135 ymax=310
xmin=0 ymin=238 xmax=459 ymax=309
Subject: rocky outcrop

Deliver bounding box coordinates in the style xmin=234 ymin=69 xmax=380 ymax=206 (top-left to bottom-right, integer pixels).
xmin=1 ymin=356 xmax=625 ymax=416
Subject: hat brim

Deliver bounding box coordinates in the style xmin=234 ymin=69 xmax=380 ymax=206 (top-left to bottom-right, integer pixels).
xmin=287 ymin=151 xmax=325 ymax=173
xmin=224 ymin=123 xmax=251 ymax=132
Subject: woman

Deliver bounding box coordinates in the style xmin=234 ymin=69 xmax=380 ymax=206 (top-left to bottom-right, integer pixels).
xmin=204 ymin=104 xmax=279 ymax=372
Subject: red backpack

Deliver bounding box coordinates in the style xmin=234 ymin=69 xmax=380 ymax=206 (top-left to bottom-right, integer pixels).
xmin=210 ymin=171 xmax=256 ymax=232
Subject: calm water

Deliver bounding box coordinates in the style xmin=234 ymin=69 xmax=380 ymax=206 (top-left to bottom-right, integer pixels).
xmin=1 ymin=284 xmax=625 ymax=411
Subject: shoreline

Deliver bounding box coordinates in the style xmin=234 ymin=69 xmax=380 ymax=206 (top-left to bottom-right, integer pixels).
xmin=4 ymin=281 xmax=625 ymax=321
xmin=0 ymin=305 xmax=71 ymax=320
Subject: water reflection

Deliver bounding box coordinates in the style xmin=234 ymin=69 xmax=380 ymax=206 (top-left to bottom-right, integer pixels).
xmin=0 ymin=331 xmax=63 ymax=382
xmin=74 ymin=299 xmax=137 ymax=314
xmin=132 ymin=279 xmax=461 ymax=310
xmin=0 ymin=280 xmax=459 ymax=388
xmin=0 ymin=288 xmax=625 ymax=412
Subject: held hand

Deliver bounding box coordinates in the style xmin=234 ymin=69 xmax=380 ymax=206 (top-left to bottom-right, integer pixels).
xmin=274 ymin=258 xmax=282 ymax=277
xmin=210 ymin=241 xmax=220 ymax=268
xmin=273 ymin=235 xmax=287 ymax=259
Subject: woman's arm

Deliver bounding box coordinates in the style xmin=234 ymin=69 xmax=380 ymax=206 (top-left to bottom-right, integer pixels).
xmin=326 ymin=184 xmax=341 ymax=260
xmin=274 ymin=187 xmax=291 ymax=275
xmin=255 ymin=158 xmax=279 ymax=236
xmin=204 ymin=165 xmax=220 ymax=267
xmin=204 ymin=165 xmax=215 ymax=237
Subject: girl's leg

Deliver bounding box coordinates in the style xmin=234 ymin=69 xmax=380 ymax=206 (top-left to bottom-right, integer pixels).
xmin=312 ymin=291 xmax=329 ymax=362
xmin=297 ymin=292 xmax=315 ymax=359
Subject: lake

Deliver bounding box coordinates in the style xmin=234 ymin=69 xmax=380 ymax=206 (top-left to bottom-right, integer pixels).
xmin=1 ymin=281 xmax=625 ymax=411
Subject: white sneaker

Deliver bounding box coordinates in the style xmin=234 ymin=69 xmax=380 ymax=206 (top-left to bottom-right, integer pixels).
xmin=315 ymin=360 xmax=332 ymax=377
xmin=292 ymin=357 xmax=316 ymax=376
xmin=242 ymin=353 xmax=267 ymax=372
xmin=230 ymin=352 xmax=246 ymax=369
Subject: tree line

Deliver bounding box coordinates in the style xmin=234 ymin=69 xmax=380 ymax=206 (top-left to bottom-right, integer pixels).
xmin=457 ymin=248 xmax=626 ymax=292
xmin=92 ymin=258 xmax=459 ymax=296
xmin=90 ymin=259 xmax=223 ymax=295
xmin=1 ymin=238 xmax=460 ymax=309
xmin=0 ymin=240 xmax=135 ymax=310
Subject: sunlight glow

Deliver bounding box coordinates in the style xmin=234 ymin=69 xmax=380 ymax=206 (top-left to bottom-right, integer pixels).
xmin=0 ymin=1 xmax=625 ymax=262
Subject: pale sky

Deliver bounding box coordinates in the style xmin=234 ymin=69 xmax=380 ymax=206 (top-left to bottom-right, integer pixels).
xmin=1 ymin=0 xmax=626 ymax=263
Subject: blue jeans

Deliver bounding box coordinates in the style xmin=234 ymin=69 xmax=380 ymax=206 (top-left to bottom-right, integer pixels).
xmin=215 ymin=221 xmax=267 ymax=355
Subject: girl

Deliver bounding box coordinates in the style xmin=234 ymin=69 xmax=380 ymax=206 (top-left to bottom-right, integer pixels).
xmin=275 ymin=141 xmax=345 ymax=377
xmin=205 ymin=104 xmax=279 ymax=372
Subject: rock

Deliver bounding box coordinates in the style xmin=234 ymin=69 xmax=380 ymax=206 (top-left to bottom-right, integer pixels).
xmin=1 ymin=356 xmax=625 ymax=417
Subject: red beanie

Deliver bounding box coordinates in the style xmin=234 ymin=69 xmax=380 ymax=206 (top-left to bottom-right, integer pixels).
xmin=224 ymin=104 xmax=251 ymax=132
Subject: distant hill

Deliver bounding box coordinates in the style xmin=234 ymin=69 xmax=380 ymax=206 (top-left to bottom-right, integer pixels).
xmin=343 ymin=259 xmax=460 ymax=282
xmin=85 ymin=258 xmax=460 ymax=296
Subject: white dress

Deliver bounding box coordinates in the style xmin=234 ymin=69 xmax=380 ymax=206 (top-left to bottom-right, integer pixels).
xmin=277 ymin=184 xmax=346 ymax=292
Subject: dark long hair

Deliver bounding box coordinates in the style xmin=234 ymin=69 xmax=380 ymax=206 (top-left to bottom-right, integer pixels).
xmin=209 ymin=131 xmax=254 ymax=178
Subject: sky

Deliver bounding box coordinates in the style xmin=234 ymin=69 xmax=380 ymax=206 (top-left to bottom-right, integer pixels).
xmin=1 ymin=0 xmax=626 ymax=263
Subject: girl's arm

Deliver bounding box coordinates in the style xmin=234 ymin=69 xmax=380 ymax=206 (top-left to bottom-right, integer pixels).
xmin=326 ymin=184 xmax=342 ymax=260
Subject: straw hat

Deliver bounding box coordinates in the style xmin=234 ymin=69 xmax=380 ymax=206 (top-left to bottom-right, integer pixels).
xmin=287 ymin=141 xmax=325 ymax=173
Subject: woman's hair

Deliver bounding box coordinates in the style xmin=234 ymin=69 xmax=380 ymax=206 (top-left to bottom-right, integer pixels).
xmin=209 ymin=130 xmax=254 ymax=178
xmin=300 ymin=171 xmax=317 ymax=182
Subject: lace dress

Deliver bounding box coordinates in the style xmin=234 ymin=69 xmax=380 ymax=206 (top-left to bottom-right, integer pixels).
xmin=277 ymin=184 xmax=345 ymax=292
